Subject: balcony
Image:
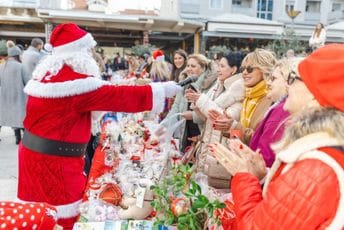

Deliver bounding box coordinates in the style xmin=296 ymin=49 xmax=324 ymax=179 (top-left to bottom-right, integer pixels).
xmin=304 ymin=12 xmax=320 ymax=23
xmin=180 ymin=3 xmax=200 ymax=14
xmin=328 ymin=11 xmax=344 ymax=23
xmin=231 ymin=5 xmax=255 ymax=17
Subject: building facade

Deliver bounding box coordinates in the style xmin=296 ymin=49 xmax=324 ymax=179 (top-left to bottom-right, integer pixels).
xmin=0 ymin=0 xmax=203 ymax=53
xmin=1 ymin=0 xmax=343 ymax=53
xmin=180 ymin=0 xmax=344 ymax=51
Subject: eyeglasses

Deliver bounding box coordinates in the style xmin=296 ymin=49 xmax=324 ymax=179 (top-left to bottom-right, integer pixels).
xmin=287 ymin=71 xmax=303 ymax=85
xmin=265 ymin=75 xmax=277 ymax=82
xmin=239 ymin=66 xmax=257 ymax=74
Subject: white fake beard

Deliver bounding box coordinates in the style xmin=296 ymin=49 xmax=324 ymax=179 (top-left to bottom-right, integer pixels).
xmin=32 ymin=51 xmax=101 ymax=81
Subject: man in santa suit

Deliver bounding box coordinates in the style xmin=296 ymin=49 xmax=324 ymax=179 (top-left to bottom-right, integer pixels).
xmin=17 ymin=23 xmax=180 ymax=229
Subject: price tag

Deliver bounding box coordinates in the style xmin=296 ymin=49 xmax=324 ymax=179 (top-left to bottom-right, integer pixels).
xmin=135 ymin=186 xmax=146 ymax=208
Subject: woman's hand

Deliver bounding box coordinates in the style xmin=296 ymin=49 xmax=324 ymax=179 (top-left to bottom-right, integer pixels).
xmin=209 ymin=139 xmax=267 ymax=180
xmin=185 ymin=89 xmax=200 ymax=103
xmin=181 ymin=111 xmax=193 ymax=120
xmin=208 ymin=110 xmax=234 ymax=132
xmin=213 ymin=117 xmax=233 ymax=132
xmin=208 ymin=109 xmax=222 ymax=121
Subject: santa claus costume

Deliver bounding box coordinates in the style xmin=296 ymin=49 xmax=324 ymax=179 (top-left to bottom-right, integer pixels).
xmin=17 ymin=23 xmax=179 ymax=229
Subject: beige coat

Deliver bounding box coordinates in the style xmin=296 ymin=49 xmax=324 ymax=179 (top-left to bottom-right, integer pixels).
xmin=238 ymin=96 xmax=272 ymax=144
xmin=194 ymin=74 xmax=245 ymax=180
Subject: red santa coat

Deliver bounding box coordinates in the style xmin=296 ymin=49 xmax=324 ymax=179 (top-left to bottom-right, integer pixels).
xmin=18 ymin=65 xmax=156 ymax=229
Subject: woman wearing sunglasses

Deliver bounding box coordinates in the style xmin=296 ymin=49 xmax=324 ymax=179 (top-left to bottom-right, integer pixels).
xmin=210 ymin=45 xmax=344 ymax=229
xmin=248 ymin=59 xmax=291 ymax=167
xmin=212 ymin=49 xmax=276 ymax=144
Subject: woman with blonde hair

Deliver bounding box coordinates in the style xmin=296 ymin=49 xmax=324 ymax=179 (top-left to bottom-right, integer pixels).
xmin=309 ymin=22 xmax=326 ymax=51
xmin=149 ymin=50 xmax=170 ymax=82
xmin=210 ymin=45 xmax=344 ymax=229
xmin=165 ymin=53 xmax=217 ymax=152
xmin=184 ymin=52 xmax=246 ymax=188
xmin=212 ymin=48 xmax=277 ymax=144
xmin=248 ymin=58 xmax=291 ymax=167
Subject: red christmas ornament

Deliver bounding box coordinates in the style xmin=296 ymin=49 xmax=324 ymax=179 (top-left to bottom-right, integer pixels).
xmin=130 ymin=155 xmax=141 ymax=161
xmin=170 ymin=197 xmax=189 ymax=216
xmin=99 ymin=183 xmax=122 ymax=206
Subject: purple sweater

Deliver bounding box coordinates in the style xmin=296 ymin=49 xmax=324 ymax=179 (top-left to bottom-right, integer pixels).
xmin=249 ymin=98 xmax=290 ymax=167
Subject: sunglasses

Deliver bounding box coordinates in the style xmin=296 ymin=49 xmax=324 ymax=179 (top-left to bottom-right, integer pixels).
xmin=239 ymin=66 xmax=257 ymax=74
xmin=287 ymin=71 xmax=303 ymax=85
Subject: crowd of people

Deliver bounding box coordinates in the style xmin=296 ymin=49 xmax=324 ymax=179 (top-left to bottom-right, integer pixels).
xmin=0 ymin=21 xmax=342 ymax=230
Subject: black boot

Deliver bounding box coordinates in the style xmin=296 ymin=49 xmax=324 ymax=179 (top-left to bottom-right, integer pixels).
xmin=14 ymin=128 xmax=21 ymax=145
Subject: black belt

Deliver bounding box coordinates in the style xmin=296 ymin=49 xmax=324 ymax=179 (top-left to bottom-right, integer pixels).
xmin=22 ymin=130 xmax=88 ymax=157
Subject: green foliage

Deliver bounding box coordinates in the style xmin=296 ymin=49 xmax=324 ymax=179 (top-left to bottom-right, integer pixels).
xmin=267 ymin=28 xmax=304 ymax=58
xmin=151 ymin=164 xmax=225 ymax=230
xmin=207 ymin=45 xmax=230 ymax=60
xmin=131 ymin=44 xmax=155 ymax=57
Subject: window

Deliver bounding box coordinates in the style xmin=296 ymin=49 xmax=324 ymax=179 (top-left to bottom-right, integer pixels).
xmin=305 ymin=0 xmax=321 ymax=12
xmin=232 ymin=0 xmax=242 ymax=5
xmin=256 ymin=0 xmax=273 ymax=20
xmin=210 ymin=0 xmax=222 ymax=9
xmin=332 ymin=3 xmax=341 ymax=11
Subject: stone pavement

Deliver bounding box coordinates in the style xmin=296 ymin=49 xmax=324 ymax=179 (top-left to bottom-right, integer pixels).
xmin=0 ymin=126 xmax=18 ymax=201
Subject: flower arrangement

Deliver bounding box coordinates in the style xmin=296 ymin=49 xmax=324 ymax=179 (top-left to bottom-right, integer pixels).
xmin=151 ymin=164 xmax=225 ymax=230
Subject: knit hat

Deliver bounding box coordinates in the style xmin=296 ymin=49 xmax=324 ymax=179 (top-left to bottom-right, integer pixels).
xmin=298 ymin=44 xmax=344 ymax=112
xmin=49 ymin=23 xmax=96 ymax=54
xmin=152 ymin=50 xmax=165 ymax=62
xmin=0 ymin=40 xmax=7 ymax=56
xmin=8 ymin=46 xmax=21 ymax=57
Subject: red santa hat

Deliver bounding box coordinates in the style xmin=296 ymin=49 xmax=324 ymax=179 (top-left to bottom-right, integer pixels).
xmin=298 ymin=44 xmax=344 ymax=112
xmin=24 ymin=23 xmax=108 ymax=98
xmin=50 ymin=23 xmax=96 ymax=54
xmin=153 ymin=50 xmax=165 ymax=62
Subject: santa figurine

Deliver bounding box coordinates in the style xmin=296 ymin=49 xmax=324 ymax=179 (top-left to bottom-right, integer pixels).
xmin=17 ymin=23 xmax=180 ymax=229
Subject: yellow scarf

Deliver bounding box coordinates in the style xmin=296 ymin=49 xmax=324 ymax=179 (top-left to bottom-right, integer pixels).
xmin=240 ymin=80 xmax=267 ymax=128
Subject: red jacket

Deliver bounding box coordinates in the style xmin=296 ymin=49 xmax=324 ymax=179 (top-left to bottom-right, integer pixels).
xmin=231 ymin=132 xmax=344 ymax=230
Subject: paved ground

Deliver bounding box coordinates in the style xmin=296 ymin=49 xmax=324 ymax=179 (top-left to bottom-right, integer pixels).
xmin=0 ymin=126 xmax=18 ymax=200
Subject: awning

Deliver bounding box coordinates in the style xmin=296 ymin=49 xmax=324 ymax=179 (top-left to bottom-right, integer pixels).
xmin=36 ymin=9 xmax=204 ymax=34
xmin=204 ymin=13 xmax=284 ymax=39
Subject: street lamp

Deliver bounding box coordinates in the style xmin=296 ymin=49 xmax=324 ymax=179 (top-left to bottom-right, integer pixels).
xmin=285 ymin=5 xmax=301 ymax=29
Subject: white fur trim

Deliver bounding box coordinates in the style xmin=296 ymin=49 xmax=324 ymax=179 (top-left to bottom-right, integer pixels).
xmin=149 ymin=83 xmax=165 ymax=114
xmin=264 ymin=132 xmax=344 ymax=196
xmin=55 ymin=199 xmax=82 ymax=219
xmin=299 ymin=150 xmax=344 ymax=230
xmin=32 ymin=52 xmax=101 ymax=81
xmin=155 ymin=55 xmax=165 ymax=62
xmin=277 ymin=132 xmax=343 ymax=163
xmin=53 ymin=33 xmax=96 ymax=55
xmin=24 ymin=77 xmax=110 ymax=98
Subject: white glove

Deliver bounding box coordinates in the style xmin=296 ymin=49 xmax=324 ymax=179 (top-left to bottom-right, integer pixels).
xmin=149 ymin=82 xmax=181 ymax=114
xmin=161 ymin=81 xmax=182 ymax=98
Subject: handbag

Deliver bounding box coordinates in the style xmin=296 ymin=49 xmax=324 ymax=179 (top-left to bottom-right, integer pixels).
xmin=202 ymin=132 xmax=232 ymax=189
xmin=203 ymin=155 xmax=232 ymax=189
xmin=181 ymin=139 xmax=202 ymax=164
